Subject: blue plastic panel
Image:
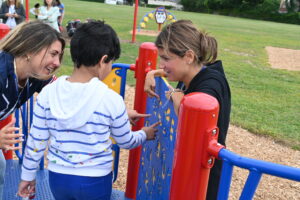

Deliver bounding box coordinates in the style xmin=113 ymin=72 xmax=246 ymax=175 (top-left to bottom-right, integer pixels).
xmin=136 ymin=77 xmax=178 ymax=200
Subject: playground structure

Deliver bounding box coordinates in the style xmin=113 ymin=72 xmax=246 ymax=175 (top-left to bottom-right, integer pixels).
xmin=138 ymin=7 xmax=177 ymax=31
xmin=1 ymin=42 xmax=300 ymax=200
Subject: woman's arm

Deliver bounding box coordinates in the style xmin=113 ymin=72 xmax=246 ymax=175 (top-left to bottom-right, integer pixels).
xmin=14 ymin=5 xmax=26 ymax=23
xmin=47 ymin=7 xmax=60 ymax=23
xmin=0 ymin=4 xmax=8 ymax=19
xmin=37 ymin=7 xmax=48 ymax=20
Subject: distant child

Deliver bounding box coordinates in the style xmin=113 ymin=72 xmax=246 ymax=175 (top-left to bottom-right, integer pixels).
xmin=29 ymin=3 xmax=40 ymax=19
xmin=18 ymin=20 xmax=160 ymax=200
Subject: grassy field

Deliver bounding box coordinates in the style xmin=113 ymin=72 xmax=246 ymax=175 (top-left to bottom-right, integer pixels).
xmin=31 ymin=0 xmax=300 ymax=149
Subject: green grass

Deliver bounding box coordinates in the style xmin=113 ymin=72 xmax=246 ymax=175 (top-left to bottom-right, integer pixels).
xmin=30 ymin=1 xmax=300 ymax=149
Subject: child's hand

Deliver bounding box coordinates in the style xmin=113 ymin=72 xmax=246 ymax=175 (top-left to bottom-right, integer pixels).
xmin=18 ymin=180 xmax=36 ymax=198
xmin=127 ymin=109 xmax=151 ymax=126
xmin=142 ymin=122 xmax=161 ymax=140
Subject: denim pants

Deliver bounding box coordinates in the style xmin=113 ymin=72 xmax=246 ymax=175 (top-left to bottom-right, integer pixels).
xmin=0 ymin=151 xmax=6 ymax=200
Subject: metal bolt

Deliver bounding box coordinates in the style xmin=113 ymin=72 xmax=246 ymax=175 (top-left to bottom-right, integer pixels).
xmin=212 ymin=129 xmax=217 ymax=135
xmin=208 ymin=158 xmax=213 ymax=165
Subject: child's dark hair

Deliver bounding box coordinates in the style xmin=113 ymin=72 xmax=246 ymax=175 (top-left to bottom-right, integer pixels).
xmin=70 ymin=20 xmax=120 ymax=68
xmin=34 ymin=3 xmax=40 ymax=8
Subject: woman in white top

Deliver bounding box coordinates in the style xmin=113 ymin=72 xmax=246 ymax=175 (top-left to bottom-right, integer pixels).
xmin=38 ymin=0 xmax=60 ymax=32
xmin=0 ymin=0 xmax=25 ymax=29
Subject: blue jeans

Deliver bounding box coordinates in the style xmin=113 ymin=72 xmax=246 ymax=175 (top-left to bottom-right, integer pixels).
xmin=0 ymin=151 xmax=6 ymax=200
xmin=49 ymin=171 xmax=112 ymax=200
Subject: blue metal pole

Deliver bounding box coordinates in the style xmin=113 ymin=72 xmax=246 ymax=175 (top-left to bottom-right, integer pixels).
xmin=217 ymin=160 xmax=234 ymax=200
xmin=219 ymin=149 xmax=300 ymax=182
xmin=240 ymin=170 xmax=262 ymax=200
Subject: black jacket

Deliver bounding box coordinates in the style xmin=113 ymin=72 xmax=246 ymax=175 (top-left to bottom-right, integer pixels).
xmin=177 ymin=60 xmax=231 ymax=200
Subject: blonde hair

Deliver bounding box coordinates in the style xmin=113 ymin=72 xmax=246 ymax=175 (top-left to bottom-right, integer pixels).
xmin=0 ymin=20 xmax=65 ymax=61
xmin=155 ymin=20 xmax=218 ymax=65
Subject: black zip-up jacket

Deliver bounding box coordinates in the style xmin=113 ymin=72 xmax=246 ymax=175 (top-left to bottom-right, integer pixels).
xmin=177 ymin=60 xmax=231 ymax=200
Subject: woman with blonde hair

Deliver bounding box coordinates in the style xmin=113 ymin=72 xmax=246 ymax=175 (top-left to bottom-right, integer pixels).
xmin=0 ymin=0 xmax=25 ymax=29
xmin=0 ymin=20 xmax=65 ymax=198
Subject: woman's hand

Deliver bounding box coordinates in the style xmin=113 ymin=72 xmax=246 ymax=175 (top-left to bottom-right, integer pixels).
xmin=5 ymin=13 xmax=13 ymax=18
xmin=165 ymin=85 xmax=184 ymax=116
xmin=18 ymin=180 xmax=36 ymax=198
xmin=127 ymin=109 xmax=151 ymax=126
xmin=170 ymin=91 xmax=184 ymax=116
xmin=144 ymin=70 xmax=159 ymax=98
xmin=0 ymin=117 xmax=23 ymax=151
xmin=144 ymin=69 xmax=166 ymax=99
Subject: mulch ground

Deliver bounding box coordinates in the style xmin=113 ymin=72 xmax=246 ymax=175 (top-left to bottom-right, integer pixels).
xmin=113 ymin=46 xmax=300 ymax=200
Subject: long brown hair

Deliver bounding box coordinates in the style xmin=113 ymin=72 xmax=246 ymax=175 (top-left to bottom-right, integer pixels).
xmin=6 ymin=0 xmax=22 ymax=8
xmin=0 ymin=20 xmax=65 ymax=61
xmin=155 ymin=20 xmax=218 ymax=65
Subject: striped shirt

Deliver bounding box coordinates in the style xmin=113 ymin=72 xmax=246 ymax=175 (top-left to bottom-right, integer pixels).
xmin=21 ymin=76 xmax=146 ymax=181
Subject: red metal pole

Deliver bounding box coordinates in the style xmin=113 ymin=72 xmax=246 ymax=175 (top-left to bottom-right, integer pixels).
xmin=0 ymin=24 xmax=12 ymax=159
xmin=25 ymin=0 xmax=29 ymax=21
xmin=170 ymin=92 xmax=220 ymax=200
xmin=131 ymin=0 xmax=139 ymax=43
xmin=125 ymin=42 xmax=157 ymax=199
xmin=0 ymin=115 xmax=13 ymax=160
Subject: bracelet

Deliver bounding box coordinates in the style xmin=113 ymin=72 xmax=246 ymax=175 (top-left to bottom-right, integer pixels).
xmin=169 ymin=89 xmax=175 ymax=102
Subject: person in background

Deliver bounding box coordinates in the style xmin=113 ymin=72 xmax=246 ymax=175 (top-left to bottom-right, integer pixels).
xmin=29 ymin=3 xmax=40 ymax=19
xmin=0 ymin=0 xmax=25 ymax=29
xmin=56 ymin=0 xmax=64 ymax=31
xmin=38 ymin=0 xmax=60 ymax=32
xmin=0 ymin=20 xmax=65 ymax=200
xmin=144 ymin=20 xmax=231 ymax=200
xmin=18 ymin=20 xmax=160 ymax=200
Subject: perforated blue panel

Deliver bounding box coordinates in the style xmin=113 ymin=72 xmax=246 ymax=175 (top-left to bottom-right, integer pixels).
xmin=4 ymin=160 xmax=129 ymax=200
xmin=136 ymin=77 xmax=178 ymax=200
xmin=4 ymin=160 xmax=55 ymax=200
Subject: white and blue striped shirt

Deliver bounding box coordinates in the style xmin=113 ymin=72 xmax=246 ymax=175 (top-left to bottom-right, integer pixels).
xmin=21 ymin=76 xmax=146 ymax=181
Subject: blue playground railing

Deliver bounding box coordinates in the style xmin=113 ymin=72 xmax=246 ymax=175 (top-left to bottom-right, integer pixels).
xmin=218 ymin=149 xmax=300 ymax=200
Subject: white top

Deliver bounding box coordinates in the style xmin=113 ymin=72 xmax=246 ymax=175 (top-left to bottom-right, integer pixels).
xmin=38 ymin=6 xmax=60 ymax=32
xmin=21 ymin=76 xmax=146 ymax=181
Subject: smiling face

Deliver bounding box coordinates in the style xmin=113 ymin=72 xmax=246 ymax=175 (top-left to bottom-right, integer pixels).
xmin=158 ymin=48 xmax=189 ymax=82
xmin=28 ymin=40 xmax=63 ymax=80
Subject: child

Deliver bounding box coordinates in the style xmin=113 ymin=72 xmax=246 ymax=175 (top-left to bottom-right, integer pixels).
xmin=144 ymin=20 xmax=231 ymax=200
xmin=18 ymin=20 xmax=159 ymax=200
xmin=29 ymin=3 xmax=40 ymax=19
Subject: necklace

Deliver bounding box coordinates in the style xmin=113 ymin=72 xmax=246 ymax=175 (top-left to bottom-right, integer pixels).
xmin=14 ymin=59 xmax=28 ymax=89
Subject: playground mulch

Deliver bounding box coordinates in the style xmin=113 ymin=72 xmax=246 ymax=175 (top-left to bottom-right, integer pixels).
xmin=266 ymin=46 xmax=300 ymax=71
xmin=114 ymin=83 xmax=300 ymax=200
